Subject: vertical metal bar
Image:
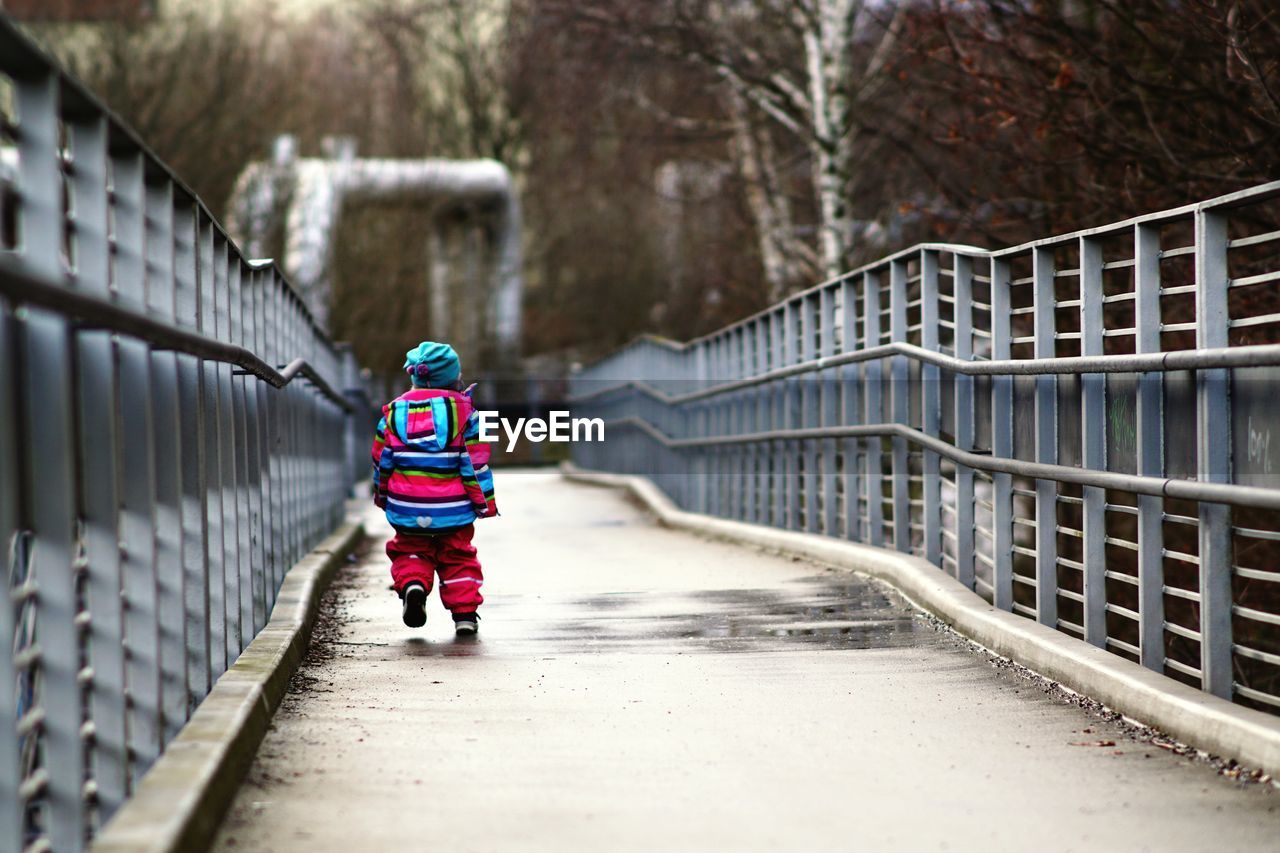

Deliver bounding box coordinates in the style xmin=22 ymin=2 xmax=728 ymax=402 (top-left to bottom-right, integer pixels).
xmin=113 ymin=148 xmax=164 ymax=780
xmin=991 ymin=256 xmax=1015 ymax=611
xmin=267 ymin=276 xmax=285 ymax=603
xmin=199 ymin=218 xmax=226 ymax=681
xmin=289 ymin=296 xmax=304 ymax=561
xmin=863 ymin=271 xmax=884 ymax=548
xmin=743 ymin=324 xmax=757 ymax=524
xmin=215 ymin=239 xmax=241 ymax=668
xmin=16 ymin=69 xmax=87 ymax=851
xmin=771 ymin=308 xmax=786 ymax=527
xmin=737 ymin=328 xmax=748 ymax=522
xmin=1079 ymin=236 xmax=1107 ymax=647
xmin=1033 ymin=246 xmax=1059 ymax=627
xmin=145 ymin=177 xmax=188 ymax=744
xmin=1195 ymin=208 xmax=1232 ymax=699
xmin=800 ymin=295 xmax=819 ymax=533
xmin=920 ymin=250 xmax=942 ymax=565
xmin=0 ymin=298 xmax=21 ymax=853
xmin=1135 ymin=223 xmax=1166 ymax=672
xmin=694 ymin=341 xmax=709 ymax=514
xmin=724 ymin=333 xmax=733 ymax=517
xmin=705 ymin=339 xmax=719 ymax=517
xmin=889 ymin=260 xmax=910 ymax=553
xmin=728 ymin=333 xmax=738 ymax=518
xmin=753 ymin=332 xmax=762 ymax=523
xmin=278 ymin=293 xmax=295 ymax=568
xmin=787 ymin=300 xmax=804 ymax=531
xmin=841 ymin=276 xmax=862 ymax=542
xmin=67 ymin=110 xmax=129 ymax=822
xmin=173 ymin=201 xmax=209 ymax=706
xmin=253 ymin=267 xmax=276 ymax=612
xmin=952 ymin=254 xmax=976 ymax=589
xmin=751 ymin=317 xmax=765 ymax=524
xmin=243 ymin=267 xmax=266 ymax=636
xmin=820 ymin=285 xmax=838 ymax=537
xmin=229 ymin=262 xmax=253 ymax=650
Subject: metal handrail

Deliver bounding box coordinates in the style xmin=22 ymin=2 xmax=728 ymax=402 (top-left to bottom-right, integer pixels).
xmin=569 ymin=340 xmax=1280 ymax=404
xmin=0 ymin=260 xmax=353 ymax=411
xmin=604 ymin=417 xmax=1280 ymax=511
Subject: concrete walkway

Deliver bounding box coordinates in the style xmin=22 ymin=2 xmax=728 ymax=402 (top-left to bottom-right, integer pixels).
xmin=213 ymin=471 xmax=1279 ymax=852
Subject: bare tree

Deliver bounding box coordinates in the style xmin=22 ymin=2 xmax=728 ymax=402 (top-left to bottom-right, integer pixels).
xmin=555 ymin=0 xmax=907 ymax=289
xmin=897 ymin=0 xmax=1280 ymax=242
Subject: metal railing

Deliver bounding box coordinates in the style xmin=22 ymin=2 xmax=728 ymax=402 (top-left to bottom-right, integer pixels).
xmin=0 ymin=19 xmax=372 ymax=851
xmin=571 ymin=182 xmax=1280 ymax=718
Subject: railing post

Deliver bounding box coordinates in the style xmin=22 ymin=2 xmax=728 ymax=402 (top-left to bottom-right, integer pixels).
xmin=1079 ymin=236 xmax=1107 ymax=647
xmin=145 ymin=176 xmax=189 ymax=744
xmin=1033 ymin=246 xmax=1059 ymax=628
xmin=772 ymin=307 xmax=787 ymax=527
xmin=214 ymin=236 xmax=242 ymax=669
xmin=744 ymin=324 xmax=758 ymax=524
xmin=786 ymin=298 xmax=804 ymax=531
xmin=694 ymin=340 xmax=709 ymax=514
xmin=889 ymin=259 xmax=910 ymax=553
xmin=229 ymin=261 xmax=253 ymax=652
xmin=0 ymin=290 xmax=20 ymax=853
xmin=1196 ymin=207 xmax=1233 ymax=699
xmin=243 ymin=265 xmax=267 ymax=638
xmin=67 ymin=109 xmax=130 ymax=821
xmin=173 ymin=199 xmax=210 ymax=708
xmin=738 ymin=327 xmax=750 ymax=520
xmin=784 ymin=301 xmax=800 ymax=529
xmin=14 ymin=69 xmax=88 ymax=851
xmin=264 ymin=272 xmax=284 ymax=607
xmin=991 ymin=256 xmax=1015 ymax=610
xmin=723 ymin=339 xmax=737 ymax=512
xmin=820 ymin=284 xmax=839 ymax=537
xmin=863 ymin=270 xmax=885 ymax=547
xmin=840 ymin=276 xmax=862 ymax=542
xmin=199 ymin=216 xmax=228 ymax=682
xmin=261 ymin=267 xmax=280 ymax=615
xmin=730 ymin=331 xmax=741 ymax=518
xmin=921 ymin=250 xmax=942 ymax=566
xmin=113 ymin=146 xmax=165 ymax=780
xmin=952 ymin=254 xmax=976 ymax=589
xmin=706 ymin=337 xmax=720 ymax=517
xmin=280 ymin=293 xmax=299 ymax=567
xmin=1135 ymin=223 xmax=1166 ymax=672
xmin=801 ymin=294 xmax=820 ymax=533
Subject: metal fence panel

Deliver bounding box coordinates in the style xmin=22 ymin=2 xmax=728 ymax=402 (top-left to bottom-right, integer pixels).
xmin=572 ymin=182 xmax=1280 ymax=717
xmin=0 ymin=20 xmax=371 ymax=847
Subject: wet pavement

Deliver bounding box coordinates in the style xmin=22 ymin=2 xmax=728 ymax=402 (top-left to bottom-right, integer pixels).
xmin=213 ymin=470 xmax=1279 ymax=852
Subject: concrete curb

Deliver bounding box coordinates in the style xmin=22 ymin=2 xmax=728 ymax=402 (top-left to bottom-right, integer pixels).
xmin=91 ymin=511 xmax=366 ymax=852
xmin=562 ymin=463 xmax=1280 ymax=776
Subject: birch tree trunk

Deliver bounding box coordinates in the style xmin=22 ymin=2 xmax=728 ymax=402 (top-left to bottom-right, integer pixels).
xmin=803 ymin=0 xmax=859 ymax=280
xmin=725 ymin=88 xmax=814 ymax=302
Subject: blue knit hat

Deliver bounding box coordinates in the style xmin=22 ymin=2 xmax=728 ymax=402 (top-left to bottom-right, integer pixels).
xmin=403 ymin=341 xmax=461 ymax=388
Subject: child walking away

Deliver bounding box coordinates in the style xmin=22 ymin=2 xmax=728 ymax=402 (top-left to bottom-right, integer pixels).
xmin=371 ymin=341 xmax=498 ymax=634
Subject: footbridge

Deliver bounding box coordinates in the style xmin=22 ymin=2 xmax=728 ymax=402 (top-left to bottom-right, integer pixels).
xmin=1 ymin=17 xmax=1279 ymax=853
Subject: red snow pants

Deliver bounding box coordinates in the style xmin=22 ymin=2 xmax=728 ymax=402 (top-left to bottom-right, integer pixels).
xmin=386 ymin=526 xmax=484 ymax=614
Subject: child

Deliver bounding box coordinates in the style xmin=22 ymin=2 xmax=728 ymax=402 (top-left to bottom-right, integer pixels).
xmin=371 ymin=341 xmax=498 ymax=634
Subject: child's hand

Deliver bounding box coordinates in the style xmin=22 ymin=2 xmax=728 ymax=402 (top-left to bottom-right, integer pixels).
xmin=463 ymin=382 xmax=477 ymax=398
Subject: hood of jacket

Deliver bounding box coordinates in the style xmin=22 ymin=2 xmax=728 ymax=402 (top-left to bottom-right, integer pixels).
xmin=386 ymin=388 xmax=470 ymax=452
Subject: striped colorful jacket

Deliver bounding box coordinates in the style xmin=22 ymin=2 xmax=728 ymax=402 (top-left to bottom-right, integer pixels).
xmin=371 ymin=388 xmax=497 ymax=535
